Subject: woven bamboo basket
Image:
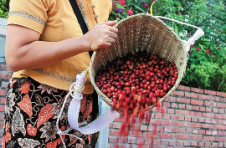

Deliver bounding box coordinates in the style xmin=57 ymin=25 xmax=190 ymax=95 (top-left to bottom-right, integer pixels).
xmin=89 ymin=13 xmax=204 ymax=110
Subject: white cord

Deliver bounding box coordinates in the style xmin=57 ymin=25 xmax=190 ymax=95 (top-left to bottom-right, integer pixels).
xmin=56 ymin=84 xmax=83 ymax=148
xmin=155 ymin=16 xmax=199 ymax=29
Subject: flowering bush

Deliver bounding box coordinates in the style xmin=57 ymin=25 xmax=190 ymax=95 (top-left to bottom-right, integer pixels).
xmin=110 ymin=0 xmax=226 ymax=92
xmin=109 ymin=0 xmax=151 ymax=20
xmin=0 ymin=0 xmax=8 ymax=18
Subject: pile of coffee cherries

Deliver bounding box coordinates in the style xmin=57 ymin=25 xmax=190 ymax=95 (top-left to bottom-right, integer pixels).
xmin=95 ymin=51 xmax=178 ymax=147
xmin=95 ymin=51 xmax=177 ymax=114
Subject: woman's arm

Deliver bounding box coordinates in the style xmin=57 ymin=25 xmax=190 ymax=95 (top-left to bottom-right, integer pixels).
xmin=5 ymin=21 xmax=118 ymax=72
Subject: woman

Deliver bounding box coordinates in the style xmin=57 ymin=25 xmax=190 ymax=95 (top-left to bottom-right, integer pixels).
xmin=2 ymin=0 xmax=118 ymax=147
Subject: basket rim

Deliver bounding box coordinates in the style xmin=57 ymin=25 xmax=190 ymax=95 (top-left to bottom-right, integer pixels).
xmin=115 ymin=13 xmax=185 ymax=50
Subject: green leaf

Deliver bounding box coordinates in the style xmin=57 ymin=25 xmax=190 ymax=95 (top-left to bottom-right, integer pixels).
xmin=132 ymin=3 xmax=145 ymax=12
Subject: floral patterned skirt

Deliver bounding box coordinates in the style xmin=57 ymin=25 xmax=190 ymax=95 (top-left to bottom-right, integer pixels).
xmin=2 ymin=77 xmax=99 ymax=148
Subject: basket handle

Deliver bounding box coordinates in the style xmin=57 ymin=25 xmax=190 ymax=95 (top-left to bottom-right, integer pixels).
xmin=155 ymin=16 xmax=204 ymax=52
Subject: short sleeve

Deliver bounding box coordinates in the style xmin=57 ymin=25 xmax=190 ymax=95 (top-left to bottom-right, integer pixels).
xmin=8 ymin=0 xmax=48 ymax=34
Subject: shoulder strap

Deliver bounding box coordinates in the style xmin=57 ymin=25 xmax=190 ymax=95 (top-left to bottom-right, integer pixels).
xmin=69 ymin=0 xmax=88 ymax=34
xmin=69 ymin=0 xmax=94 ymax=57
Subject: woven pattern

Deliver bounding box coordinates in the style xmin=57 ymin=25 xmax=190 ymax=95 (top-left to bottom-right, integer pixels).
xmin=89 ymin=13 xmax=189 ymax=110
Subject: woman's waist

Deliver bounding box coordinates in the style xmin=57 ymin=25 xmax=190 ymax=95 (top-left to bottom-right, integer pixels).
xmin=12 ymin=56 xmax=93 ymax=93
xmin=12 ymin=69 xmax=93 ymax=94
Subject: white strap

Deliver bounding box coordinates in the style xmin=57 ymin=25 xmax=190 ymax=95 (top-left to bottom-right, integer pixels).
xmin=56 ymin=71 xmax=120 ymax=148
xmin=184 ymin=28 xmax=204 ymax=51
xmin=154 ymin=16 xmax=204 ymax=51
xmin=68 ymin=98 xmax=120 ymax=135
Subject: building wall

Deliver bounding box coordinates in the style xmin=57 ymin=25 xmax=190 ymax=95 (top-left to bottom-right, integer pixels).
xmin=109 ymin=86 xmax=226 ymax=148
xmin=0 ymin=64 xmax=12 ymax=142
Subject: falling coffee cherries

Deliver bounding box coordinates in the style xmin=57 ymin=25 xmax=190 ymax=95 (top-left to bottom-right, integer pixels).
xmin=95 ymin=51 xmax=178 ymax=147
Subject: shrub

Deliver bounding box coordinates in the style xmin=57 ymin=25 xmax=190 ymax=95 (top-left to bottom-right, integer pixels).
xmin=0 ymin=0 xmax=9 ymax=18
xmin=110 ymin=0 xmax=226 ymax=92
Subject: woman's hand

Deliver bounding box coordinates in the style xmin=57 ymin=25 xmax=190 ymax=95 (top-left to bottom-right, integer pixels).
xmin=84 ymin=20 xmax=118 ymax=51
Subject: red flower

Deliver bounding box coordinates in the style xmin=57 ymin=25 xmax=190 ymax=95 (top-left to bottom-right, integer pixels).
xmin=113 ymin=2 xmax=116 ymax=7
xmin=127 ymin=9 xmax=134 ymax=15
xmin=46 ymin=141 xmax=57 ymax=148
xmin=17 ymin=94 xmax=33 ymax=118
xmin=196 ymin=47 xmax=200 ymax=51
xmin=121 ymin=8 xmax=125 ymax=13
xmin=217 ymin=42 xmax=220 ymax=45
xmin=120 ymin=1 xmax=126 ymax=6
xmin=37 ymin=104 xmax=54 ymax=128
xmin=218 ymin=47 xmax=221 ymax=50
xmin=27 ymin=124 xmax=37 ymax=136
xmin=206 ymin=49 xmax=210 ymax=54
xmin=188 ymin=50 xmax=191 ymax=54
xmin=190 ymin=45 xmax=194 ymax=48
xmin=178 ymin=12 xmax=182 ymax=15
xmin=18 ymin=82 xmax=30 ymax=94
xmin=152 ymin=0 xmax=156 ymax=2
xmin=143 ymin=3 xmax=149 ymax=8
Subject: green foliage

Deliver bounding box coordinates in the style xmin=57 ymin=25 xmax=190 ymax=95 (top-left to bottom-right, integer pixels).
xmin=0 ymin=0 xmax=9 ymax=18
xmin=109 ymin=0 xmax=150 ymax=21
xmin=0 ymin=0 xmax=225 ymax=92
xmin=110 ymin=0 xmax=226 ymax=92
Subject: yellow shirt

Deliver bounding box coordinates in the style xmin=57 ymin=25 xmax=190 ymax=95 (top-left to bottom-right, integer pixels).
xmin=7 ymin=0 xmax=112 ymax=94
